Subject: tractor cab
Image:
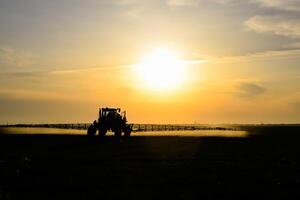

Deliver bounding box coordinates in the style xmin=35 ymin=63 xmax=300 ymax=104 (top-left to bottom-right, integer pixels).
xmin=99 ymin=108 xmax=120 ymax=118
xmin=99 ymin=108 xmax=126 ymax=123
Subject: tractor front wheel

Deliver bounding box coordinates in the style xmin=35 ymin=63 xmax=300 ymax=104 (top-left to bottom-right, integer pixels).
xmin=87 ymin=124 xmax=96 ymax=136
xmin=124 ymin=126 xmax=132 ymax=137
xmin=114 ymin=129 xmax=122 ymax=137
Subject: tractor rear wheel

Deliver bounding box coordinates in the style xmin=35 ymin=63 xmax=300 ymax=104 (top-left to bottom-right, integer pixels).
xmin=124 ymin=126 xmax=132 ymax=137
xmin=99 ymin=128 xmax=107 ymax=137
xmin=114 ymin=129 xmax=122 ymax=137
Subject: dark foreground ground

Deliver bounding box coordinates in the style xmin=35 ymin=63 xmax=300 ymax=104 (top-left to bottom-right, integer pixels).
xmin=0 ymin=126 xmax=300 ymax=200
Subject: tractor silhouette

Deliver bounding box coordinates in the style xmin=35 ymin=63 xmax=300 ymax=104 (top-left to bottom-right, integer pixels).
xmin=87 ymin=107 xmax=132 ymax=137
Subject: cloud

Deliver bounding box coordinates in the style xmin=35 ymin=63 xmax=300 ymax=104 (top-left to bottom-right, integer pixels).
xmin=0 ymin=95 xmax=93 ymax=124
xmin=114 ymin=0 xmax=198 ymax=7
xmin=284 ymin=42 xmax=300 ymax=49
xmin=293 ymin=100 xmax=300 ymax=111
xmin=205 ymin=0 xmax=300 ymax=11
xmin=114 ymin=0 xmax=139 ymax=5
xmin=0 ymin=88 xmax=71 ymax=102
xmin=252 ymin=0 xmax=300 ymax=12
xmin=166 ymin=0 xmax=238 ymax=6
xmin=245 ymin=15 xmax=300 ymax=38
xmin=114 ymin=0 xmax=300 ymax=10
xmin=166 ymin=0 xmax=200 ymax=6
xmin=207 ymin=48 xmax=300 ymax=64
xmin=235 ymin=82 xmax=267 ymax=97
xmin=0 ymin=47 xmax=36 ymax=68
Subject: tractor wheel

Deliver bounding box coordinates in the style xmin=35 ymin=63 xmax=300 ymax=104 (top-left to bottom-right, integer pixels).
xmin=124 ymin=126 xmax=132 ymax=137
xmin=114 ymin=129 xmax=122 ymax=137
xmin=87 ymin=124 xmax=96 ymax=137
xmin=98 ymin=128 xmax=107 ymax=137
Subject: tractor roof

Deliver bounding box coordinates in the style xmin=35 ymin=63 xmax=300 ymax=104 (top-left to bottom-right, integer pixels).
xmin=101 ymin=107 xmax=121 ymax=112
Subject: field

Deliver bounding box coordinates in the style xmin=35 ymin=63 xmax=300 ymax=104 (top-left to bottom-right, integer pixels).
xmin=0 ymin=126 xmax=300 ymax=199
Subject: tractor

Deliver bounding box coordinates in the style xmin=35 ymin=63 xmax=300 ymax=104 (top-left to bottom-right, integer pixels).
xmin=87 ymin=107 xmax=132 ymax=137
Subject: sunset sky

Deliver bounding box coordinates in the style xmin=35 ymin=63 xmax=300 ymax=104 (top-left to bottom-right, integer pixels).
xmin=0 ymin=0 xmax=300 ymax=124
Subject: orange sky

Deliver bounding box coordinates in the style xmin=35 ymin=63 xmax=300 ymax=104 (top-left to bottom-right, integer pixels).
xmin=0 ymin=0 xmax=300 ymax=124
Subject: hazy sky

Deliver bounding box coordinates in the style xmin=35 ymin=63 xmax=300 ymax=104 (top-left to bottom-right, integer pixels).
xmin=0 ymin=0 xmax=300 ymax=124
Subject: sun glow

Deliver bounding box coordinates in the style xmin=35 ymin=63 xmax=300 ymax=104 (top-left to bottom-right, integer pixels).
xmin=135 ymin=48 xmax=186 ymax=91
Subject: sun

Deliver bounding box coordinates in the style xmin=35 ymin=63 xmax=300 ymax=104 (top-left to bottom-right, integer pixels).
xmin=135 ymin=48 xmax=186 ymax=91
